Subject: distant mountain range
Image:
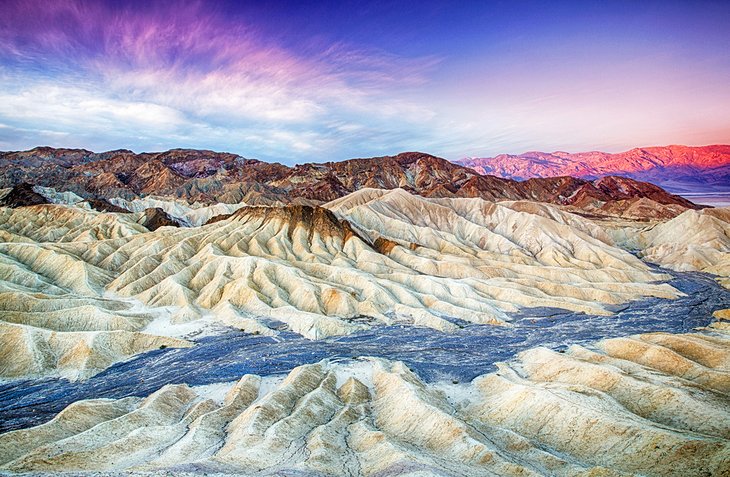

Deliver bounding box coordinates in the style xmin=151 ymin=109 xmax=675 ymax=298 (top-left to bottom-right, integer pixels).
xmin=455 ymin=145 xmax=730 ymax=193
xmin=0 ymin=147 xmax=699 ymax=220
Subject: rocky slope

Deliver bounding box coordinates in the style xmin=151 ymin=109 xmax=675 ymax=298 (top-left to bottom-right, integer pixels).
xmin=0 ymin=204 xmax=192 ymax=380
xmin=0 ymin=191 xmax=680 ymax=379
xmin=457 ymin=144 xmax=730 ymax=194
xmin=1 ymin=327 xmax=727 ymax=476
xmin=109 ymin=196 xmax=249 ymax=227
xmin=135 ymin=207 xmax=182 ymax=231
xmin=0 ymin=183 xmax=48 ymax=208
xmin=0 ymin=147 xmax=699 ymax=219
xmin=636 ymin=207 xmax=730 ymax=288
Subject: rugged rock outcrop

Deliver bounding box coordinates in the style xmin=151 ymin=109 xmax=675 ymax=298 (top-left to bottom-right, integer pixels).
xmin=1 ymin=328 xmax=727 ymax=476
xmin=84 ymin=198 xmax=130 ymax=214
xmin=0 ymin=204 xmax=192 ymax=379
xmin=228 ymin=205 xmax=363 ymax=244
xmin=136 ymin=207 xmax=181 ymax=231
xmin=0 ymin=323 xmax=191 ymax=380
xmin=0 ymin=204 xmax=147 ymax=243
xmin=0 ymin=183 xmax=48 ymax=208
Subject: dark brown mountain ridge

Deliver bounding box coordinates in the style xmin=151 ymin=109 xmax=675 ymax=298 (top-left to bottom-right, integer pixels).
xmin=0 ymin=147 xmax=700 ymax=219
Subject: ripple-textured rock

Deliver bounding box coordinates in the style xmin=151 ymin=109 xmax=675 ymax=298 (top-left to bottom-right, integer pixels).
xmin=1 ymin=328 xmax=728 ymax=476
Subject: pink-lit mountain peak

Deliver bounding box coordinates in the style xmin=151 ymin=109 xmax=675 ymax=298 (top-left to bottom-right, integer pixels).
xmin=457 ymin=145 xmax=730 ymax=193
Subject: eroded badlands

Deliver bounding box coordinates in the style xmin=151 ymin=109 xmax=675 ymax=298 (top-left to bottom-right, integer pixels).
xmin=0 ymin=189 xmax=684 ymax=379
xmin=0 ymin=175 xmax=729 ymax=477
xmin=0 ymin=327 xmax=728 ymax=476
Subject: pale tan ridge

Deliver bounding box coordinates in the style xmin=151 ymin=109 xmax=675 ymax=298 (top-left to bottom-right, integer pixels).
xmin=1 ymin=327 xmax=728 ymax=476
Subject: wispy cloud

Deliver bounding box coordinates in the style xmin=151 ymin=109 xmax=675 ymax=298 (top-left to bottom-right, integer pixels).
xmin=1 ymin=0 xmax=728 ymax=160
xmin=0 ymin=0 xmax=442 ymax=160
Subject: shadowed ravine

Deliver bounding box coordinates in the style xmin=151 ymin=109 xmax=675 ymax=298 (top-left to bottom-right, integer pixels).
xmin=1 ymin=267 xmax=729 ymax=433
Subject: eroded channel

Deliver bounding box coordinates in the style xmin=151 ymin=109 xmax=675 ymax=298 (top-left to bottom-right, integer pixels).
xmin=1 ymin=268 xmax=729 ymax=432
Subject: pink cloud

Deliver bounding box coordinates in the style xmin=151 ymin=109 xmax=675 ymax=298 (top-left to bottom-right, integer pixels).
xmin=1 ymin=0 xmax=438 ymax=125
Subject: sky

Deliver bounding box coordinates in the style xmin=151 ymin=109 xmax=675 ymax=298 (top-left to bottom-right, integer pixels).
xmin=1 ymin=0 xmax=729 ymax=164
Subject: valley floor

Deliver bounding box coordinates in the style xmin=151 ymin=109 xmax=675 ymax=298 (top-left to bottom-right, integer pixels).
xmin=1 ymin=322 xmax=729 ymax=476
xmin=679 ymin=192 xmax=730 ymax=207
xmin=1 ymin=267 xmax=729 ymax=434
xmin=0 ymin=187 xmax=729 ymax=475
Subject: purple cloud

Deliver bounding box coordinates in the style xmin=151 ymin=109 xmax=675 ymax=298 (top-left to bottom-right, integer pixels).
xmin=0 ymin=0 xmax=728 ymax=161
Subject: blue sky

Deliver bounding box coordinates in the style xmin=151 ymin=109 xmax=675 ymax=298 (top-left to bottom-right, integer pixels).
xmin=1 ymin=0 xmax=729 ymax=164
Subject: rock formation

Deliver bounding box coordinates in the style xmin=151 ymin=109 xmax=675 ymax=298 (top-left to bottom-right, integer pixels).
xmin=0 ymin=147 xmax=728 ymax=475
xmin=0 ymin=204 xmax=148 ymax=243
xmin=135 ymin=207 xmax=181 ymax=231
xmin=110 ymin=195 xmax=249 ymax=226
xmin=0 ymin=204 xmax=192 ymax=379
xmin=1 ymin=327 xmax=727 ymax=476
xmin=636 ymin=207 xmax=730 ymax=288
xmin=84 ymin=198 xmax=130 ymax=214
xmin=0 ymin=190 xmax=683 ymax=378
xmin=0 ymin=183 xmax=48 ymax=208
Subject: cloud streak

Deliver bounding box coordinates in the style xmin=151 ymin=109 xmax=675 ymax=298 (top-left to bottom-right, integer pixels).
xmin=0 ymin=0 xmax=442 ymax=160
xmin=0 ymin=0 xmax=728 ymax=161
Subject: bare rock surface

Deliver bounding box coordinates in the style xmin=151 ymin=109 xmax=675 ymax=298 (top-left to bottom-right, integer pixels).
xmin=0 ymin=183 xmax=48 ymax=208
xmin=109 ymin=196 xmax=250 ymax=226
xmin=1 ymin=328 xmax=728 ymax=476
xmin=135 ymin=207 xmax=181 ymax=231
xmin=0 ymin=189 xmax=689 ymax=379
xmin=637 ymin=207 xmax=730 ymax=287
